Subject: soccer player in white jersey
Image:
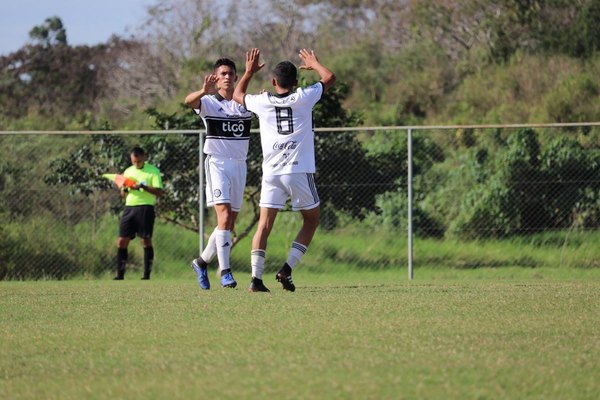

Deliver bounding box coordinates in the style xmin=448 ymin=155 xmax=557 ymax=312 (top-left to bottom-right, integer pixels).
xmin=184 ymin=58 xmax=253 ymax=289
xmin=233 ymin=48 xmax=336 ymax=292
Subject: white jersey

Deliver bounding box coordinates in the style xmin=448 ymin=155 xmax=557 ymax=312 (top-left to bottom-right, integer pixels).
xmin=244 ymin=82 xmax=324 ymax=176
xmin=195 ymin=93 xmax=253 ymax=160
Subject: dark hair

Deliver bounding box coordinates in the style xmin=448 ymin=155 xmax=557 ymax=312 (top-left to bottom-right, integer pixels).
xmin=273 ymin=61 xmax=297 ymax=90
xmin=131 ymin=146 xmax=145 ymax=156
xmin=213 ymin=58 xmax=237 ymax=74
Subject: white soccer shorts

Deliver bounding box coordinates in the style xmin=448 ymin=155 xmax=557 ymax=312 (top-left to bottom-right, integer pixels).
xmin=259 ymin=173 xmax=320 ymax=211
xmin=204 ymin=155 xmax=247 ymax=211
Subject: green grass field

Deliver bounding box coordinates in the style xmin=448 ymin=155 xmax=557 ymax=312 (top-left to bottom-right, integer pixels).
xmin=2 ymin=270 xmax=600 ymax=399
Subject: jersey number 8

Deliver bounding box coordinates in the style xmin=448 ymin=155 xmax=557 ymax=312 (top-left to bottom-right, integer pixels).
xmin=275 ymin=107 xmax=294 ymax=135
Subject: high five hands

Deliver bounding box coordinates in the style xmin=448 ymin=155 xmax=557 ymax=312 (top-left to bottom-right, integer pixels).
xmin=202 ymin=74 xmax=218 ymax=94
xmin=244 ymin=48 xmax=320 ymax=73
xmin=299 ymin=49 xmax=319 ymax=70
xmin=245 ymin=48 xmax=266 ymax=75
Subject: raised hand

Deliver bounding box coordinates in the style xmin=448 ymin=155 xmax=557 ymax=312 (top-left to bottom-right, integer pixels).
xmin=298 ymin=48 xmax=336 ymax=92
xmin=246 ymin=48 xmax=265 ymax=75
xmin=299 ymin=49 xmax=319 ymax=70
xmin=202 ymin=74 xmax=218 ymax=94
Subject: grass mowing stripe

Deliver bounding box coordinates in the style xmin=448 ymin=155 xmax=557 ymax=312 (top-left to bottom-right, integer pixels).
xmin=2 ymin=273 xmax=600 ymax=399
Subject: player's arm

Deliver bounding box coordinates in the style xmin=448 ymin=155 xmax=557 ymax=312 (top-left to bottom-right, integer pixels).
xmin=298 ymin=49 xmax=336 ymax=92
xmin=233 ymin=48 xmax=265 ymax=107
xmin=184 ymin=74 xmax=218 ymax=110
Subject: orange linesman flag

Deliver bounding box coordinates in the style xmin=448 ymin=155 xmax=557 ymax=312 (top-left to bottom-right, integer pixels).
xmin=102 ymin=174 xmax=138 ymax=189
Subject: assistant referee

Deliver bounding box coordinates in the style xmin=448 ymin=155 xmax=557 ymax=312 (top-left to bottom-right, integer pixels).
xmin=114 ymin=146 xmax=164 ymax=280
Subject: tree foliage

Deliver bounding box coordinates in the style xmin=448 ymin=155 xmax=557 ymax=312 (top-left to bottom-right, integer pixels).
xmin=443 ymin=129 xmax=600 ymax=239
xmin=29 ymin=16 xmax=67 ymax=47
xmin=4 ymin=1 xmax=600 ymax=244
xmin=3 ymin=1 xmax=600 ymax=128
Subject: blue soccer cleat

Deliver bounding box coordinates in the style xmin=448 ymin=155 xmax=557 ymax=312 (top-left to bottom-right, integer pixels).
xmin=191 ymin=258 xmax=210 ymax=290
xmin=220 ymin=270 xmax=237 ymax=288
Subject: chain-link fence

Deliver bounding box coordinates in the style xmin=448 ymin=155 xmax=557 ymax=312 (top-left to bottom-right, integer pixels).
xmin=1 ymin=124 xmax=599 ymax=281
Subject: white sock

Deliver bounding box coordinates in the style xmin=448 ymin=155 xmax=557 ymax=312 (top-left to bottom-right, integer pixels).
xmin=215 ymin=229 xmax=231 ymax=271
xmin=251 ymin=249 xmax=266 ymax=279
xmin=200 ymin=228 xmax=218 ymax=263
xmin=286 ymin=242 xmax=307 ymax=269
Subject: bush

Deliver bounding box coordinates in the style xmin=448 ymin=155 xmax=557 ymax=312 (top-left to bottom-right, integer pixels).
xmin=368 ymin=190 xmax=445 ymax=238
xmin=0 ymin=216 xmax=114 ymax=280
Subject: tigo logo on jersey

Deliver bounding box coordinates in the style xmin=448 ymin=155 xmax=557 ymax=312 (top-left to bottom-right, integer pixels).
xmin=222 ymin=121 xmax=246 ymax=137
xmin=205 ymin=117 xmax=251 ymax=139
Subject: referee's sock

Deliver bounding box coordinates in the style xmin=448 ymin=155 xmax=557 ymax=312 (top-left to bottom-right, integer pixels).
xmin=251 ymin=249 xmax=266 ymax=279
xmin=286 ymin=242 xmax=307 ymax=269
xmin=143 ymin=247 xmax=154 ymax=279
xmin=116 ymin=248 xmax=127 ymax=279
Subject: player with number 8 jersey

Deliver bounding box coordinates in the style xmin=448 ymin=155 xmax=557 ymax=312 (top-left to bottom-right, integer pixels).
xmin=234 ymin=48 xmax=336 ymax=292
xmin=243 ymin=82 xmax=322 ymax=176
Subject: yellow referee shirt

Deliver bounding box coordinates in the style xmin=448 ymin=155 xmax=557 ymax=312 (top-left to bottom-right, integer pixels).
xmin=123 ymin=163 xmax=163 ymax=206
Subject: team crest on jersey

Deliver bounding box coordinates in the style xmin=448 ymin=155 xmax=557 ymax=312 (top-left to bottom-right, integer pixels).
xmin=213 ymin=189 xmax=222 ymax=198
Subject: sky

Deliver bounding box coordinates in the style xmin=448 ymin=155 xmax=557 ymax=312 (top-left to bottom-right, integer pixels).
xmin=0 ymin=0 xmax=152 ymax=55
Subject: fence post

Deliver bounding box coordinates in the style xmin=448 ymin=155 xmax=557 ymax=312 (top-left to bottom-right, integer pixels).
xmin=407 ymin=128 xmax=414 ymax=280
xmin=199 ymin=131 xmax=205 ymax=255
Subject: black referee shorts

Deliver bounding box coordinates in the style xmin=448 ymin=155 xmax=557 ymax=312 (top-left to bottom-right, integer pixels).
xmin=119 ymin=205 xmax=156 ymax=239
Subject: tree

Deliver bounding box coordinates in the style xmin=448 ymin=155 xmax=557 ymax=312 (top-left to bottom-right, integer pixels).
xmin=0 ymin=43 xmax=104 ymax=121
xmin=561 ymin=0 xmax=600 ymax=58
xmin=29 ymin=16 xmax=67 ymax=47
xmin=0 ymin=18 xmax=157 ymax=127
xmin=0 ymin=15 xmax=179 ymax=129
xmin=99 ymin=37 xmax=180 ymax=113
